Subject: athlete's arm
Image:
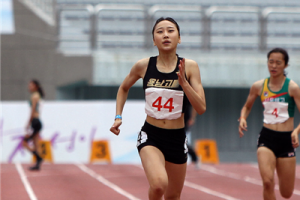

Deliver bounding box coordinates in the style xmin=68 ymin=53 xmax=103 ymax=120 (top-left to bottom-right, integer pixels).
xmin=110 ymin=58 xmax=148 ymax=135
xmin=239 ymin=80 xmax=263 ymax=137
xmin=177 ymin=58 xmax=206 ymax=115
xmin=289 ymin=80 xmax=300 ymax=148
xmin=27 ymin=94 xmax=39 ymax=129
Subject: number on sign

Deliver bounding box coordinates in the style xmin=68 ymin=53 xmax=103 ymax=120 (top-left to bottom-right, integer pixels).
xmin=204 ymin=145 xmax=210 ymax=158
xmin=272 ymin=108 xmax=278 ymax=118
xmin=152 ymin=97 xmax=174 ymax=112
xmin=90 ymin=140 xmax=111 ymax=163
xmin=96 ymin=142 xmax=107 ymax=158
xmin=40 ymin=142 xmax=47 ymax=158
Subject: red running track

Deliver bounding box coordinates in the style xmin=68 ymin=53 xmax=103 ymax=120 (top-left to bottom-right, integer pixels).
xmin=1 ymin=163 xmax=300 ymax=200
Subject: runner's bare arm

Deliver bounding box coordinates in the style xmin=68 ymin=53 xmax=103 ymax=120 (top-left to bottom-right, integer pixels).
xmin=115 ymin=58 xmax=148 ymax=116
xmin=289 ymin=80 xmax=300 ymax=148
xmin=110 ymin=58 xmax=148 ymax=135
xmin=177 ymin=58 xmax=206 ymax=115
xmin=239 ymin=80 xmax=263 ymax=137
xmin=240 ymin=80 xmax=263 ymax=119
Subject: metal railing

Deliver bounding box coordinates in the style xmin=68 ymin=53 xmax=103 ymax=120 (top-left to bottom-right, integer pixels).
xmin=56 ymin=4 xmax=94 ymax=50
xmin=95 ymin=4 xmax=145 ymax=49
xmin=260 ymin=7 xmax=300 ymax=49
xmin=19 ymin=0 xmax=56 ymax=26
xmin=56 ymin=4 xmax=300 ymax=52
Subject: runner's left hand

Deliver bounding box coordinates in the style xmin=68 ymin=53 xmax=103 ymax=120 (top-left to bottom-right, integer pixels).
xmin=177 ymin=58 xmax=188 ymax=86
xmin=291 ymin=130 xmax=299 ymax=148
xmin=188 ymin=118 xmax=195 ymax=127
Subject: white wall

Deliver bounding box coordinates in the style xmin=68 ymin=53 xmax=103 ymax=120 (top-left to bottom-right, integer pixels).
xmin=0 ymin=101 xmax=147 ymax=164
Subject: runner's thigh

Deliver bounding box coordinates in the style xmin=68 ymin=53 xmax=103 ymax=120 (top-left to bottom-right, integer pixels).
xmin=276 ymin=157 xmax=296 ymax=197
xmin=139 ymin=146 xmax=168 ymax=187
xmin=164 ymin=161 xmax=187 ymax=199
xmin=257 ymin=147 xmax=276 ymax=182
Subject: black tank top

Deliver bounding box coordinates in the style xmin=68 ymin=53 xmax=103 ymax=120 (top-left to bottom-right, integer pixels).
xmin=143 ymin=56 xmax=189 ymax=115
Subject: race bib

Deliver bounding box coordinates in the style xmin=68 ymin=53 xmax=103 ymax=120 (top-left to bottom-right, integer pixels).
xmin=145 ymin=88 xmax=184 ymax=120
xmin=263 ymin=102 xmax=289 ymax=124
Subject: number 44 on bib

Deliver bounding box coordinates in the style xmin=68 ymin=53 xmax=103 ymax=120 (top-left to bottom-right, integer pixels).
xmin=152 ymin=97 xmax=174 ymax=112
xmin=145 ymin=88 xmax=184 ymax=120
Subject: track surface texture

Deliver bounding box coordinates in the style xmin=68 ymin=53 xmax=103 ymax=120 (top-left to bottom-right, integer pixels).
xmin=1 ymin=163 xmax=300 ymax=200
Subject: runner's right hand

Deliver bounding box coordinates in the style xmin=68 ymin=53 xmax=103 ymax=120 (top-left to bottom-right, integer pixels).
xmin=239 ymin=118 xmax=247 ymax=138
xmin=110 ymin=119 xmax=122 ymax=136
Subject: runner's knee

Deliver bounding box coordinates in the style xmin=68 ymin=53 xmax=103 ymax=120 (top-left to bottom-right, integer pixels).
xmin=281 ymin=192 xmax=293 ymax=199
xmin=150 ymin=177 xmax=168 ymax=196
xmin=262 ymin=177 xmax=275 ymax=191
xmin=280 ymin=187 xmax=294 ymax=199
xmin=164 ymin=191 xmax=181 ymax=200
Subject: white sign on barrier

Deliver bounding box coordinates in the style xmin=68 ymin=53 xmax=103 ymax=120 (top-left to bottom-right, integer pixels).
xmin=0 ymin=101 xmax=146 ymax=164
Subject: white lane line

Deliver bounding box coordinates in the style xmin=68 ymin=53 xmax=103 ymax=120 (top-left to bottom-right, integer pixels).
xmin=244 ymin=176 xmax=300 ymax=195
xmin=201 ymin=164 xmax=300 ymax=196
xmin=184 ymin=181 xmax=241 ymax=200
xmin=250 ymin=163 xmax=300 ymax=179
xmin=134 ymin=165 xmax=239 ymax=200
xmin=135 ymin=165 xmax=143 ymax=170
xmin=76 ymin=164 xmax=140 ymax=200
xmin=15 ymin=163 xmax=38 ymax=200
xmin=249 ymin=164 xmax=258 ymax=169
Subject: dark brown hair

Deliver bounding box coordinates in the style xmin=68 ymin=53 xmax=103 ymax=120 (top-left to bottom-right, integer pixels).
xmin=267 ymin=47 xmax=289 ymax=66
xmin=31 ymin=79 xmax=45 ymax=98
xmin=152 ymin=17 xmax=180 ymax=39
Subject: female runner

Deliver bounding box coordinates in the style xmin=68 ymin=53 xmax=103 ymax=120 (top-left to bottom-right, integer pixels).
xmin=239 ymin=48 xmax=300 ymax=200
xmin=23 ymin=80 xmax=44 ymax=170
xmin=110 ymin=17 xmax=206 ymax=200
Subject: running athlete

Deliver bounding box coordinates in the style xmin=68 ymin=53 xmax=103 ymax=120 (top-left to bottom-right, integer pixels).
xmin=23 ymin=80 xmax=44 ymax=170
xmin=110 ymin=17 xmax=206 ymax=200
xmin=239 ymin=48 xmax=300 ymax=200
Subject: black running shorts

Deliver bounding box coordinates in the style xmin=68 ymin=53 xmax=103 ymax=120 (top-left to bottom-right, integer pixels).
xmin=137 ymin=121 xmax=188 ymax=164
xmin=257 ymin=127 xmax=295 ymax=158
xmin=24 ymin=118 xmax=42 ymax=142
